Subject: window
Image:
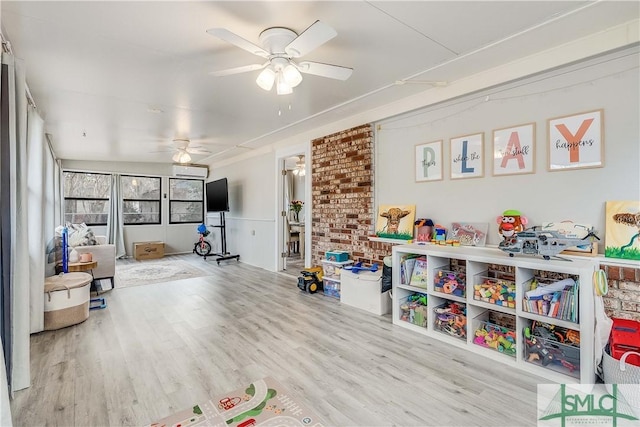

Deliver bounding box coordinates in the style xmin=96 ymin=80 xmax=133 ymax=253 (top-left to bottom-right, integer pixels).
xmin=122 ymin=175 xmax=161 ymax=225
xmin=63 ymin=172 xmax=110 ymax=225
xmin=169 ymin=178 xmax=204 ymax=224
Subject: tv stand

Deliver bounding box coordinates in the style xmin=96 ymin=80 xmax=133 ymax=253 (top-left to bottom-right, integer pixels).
xmin=205 ymin=212 xmax=240 ymax=265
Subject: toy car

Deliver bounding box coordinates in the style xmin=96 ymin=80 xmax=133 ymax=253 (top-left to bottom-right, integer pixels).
xmin=297 ymin=267 xmax=323 ymax=294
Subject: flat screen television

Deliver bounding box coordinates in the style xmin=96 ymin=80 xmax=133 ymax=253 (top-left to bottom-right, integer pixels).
xmin=206 ymin=178 xmax=229 ymax=212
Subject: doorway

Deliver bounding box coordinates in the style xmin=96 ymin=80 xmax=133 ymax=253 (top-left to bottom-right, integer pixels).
xmin=282 ymin=154 xmax=306 ymax=274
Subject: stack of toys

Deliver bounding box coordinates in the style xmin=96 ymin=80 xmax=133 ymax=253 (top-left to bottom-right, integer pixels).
xmin=523 ymin=321 xmax=581 ymax=376
xmin=473 ymin=315 xmax=517 ymax=357
xmin=434 ymin=301 xmax=467 ymax=339
xmin=433 ymin=269 xmax=466 ymax=297
xmin=399 ymin=293 xmax=428 ymax=328
xmin=473 ymin=277 xmax=516 ymax=308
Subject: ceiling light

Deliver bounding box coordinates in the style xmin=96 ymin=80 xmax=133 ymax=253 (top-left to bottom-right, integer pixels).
xmin=292 ymin=155 xmax=305 ymax=176
xmin=276 ymin=72 xmax=293 ymax=95
xmin=256 ymin=67 xmax=276 ymax=91
xmin=172 ymin=151 xmax=191 ymax=164
xmin=282 ymin=64 xmax=302 ymax=88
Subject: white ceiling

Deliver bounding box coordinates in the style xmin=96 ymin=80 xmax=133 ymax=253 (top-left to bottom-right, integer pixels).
xmin=2 ymin=1 xmax=638 ymax=165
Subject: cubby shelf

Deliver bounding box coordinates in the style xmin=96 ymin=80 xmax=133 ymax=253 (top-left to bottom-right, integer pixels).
xmin=392 ymin=243 xmax=597 ymax=384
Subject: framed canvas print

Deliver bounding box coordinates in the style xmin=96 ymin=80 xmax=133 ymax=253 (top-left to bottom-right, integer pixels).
xmin=605 ymin=200 xmax=640 ymax=260
xmin=541 ymin=221 xmax=597 ymax=256
xmin=492 ymin=123 xmax=535 ymax=176
xmin=548 ymin=109 xmax=604 ymax=171
xmin=450 ymin=133 xmax=483 ymax=179
xmin=376 ymin=205 xmax=416 ymax=240
xmin=415 ymin=140 xmax=443 ymax=182
xmin=450 ymin=222 xmax=488 ymax=246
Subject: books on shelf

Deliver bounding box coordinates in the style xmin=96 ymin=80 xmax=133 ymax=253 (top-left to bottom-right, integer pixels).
xmin=409 ymin=258 xmax=429 ymax=288
xmin=399 ymin=254 xmax=421 ymax=285
xmin=523 ymin=278 xmax=579 ymax=322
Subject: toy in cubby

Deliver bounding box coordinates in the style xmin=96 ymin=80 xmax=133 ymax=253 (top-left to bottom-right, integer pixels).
xmin=523 ymin=321 xmax=581 ymax=376
xmin=473 ymin=314 xmax=517 ymax=357
xmin=433 ymin=269 xmax=466 ymax=297
xmin=473 ymin=277 xmax=515 ymax=309
xmin=399 ymin=293 xmax=428 ymax=328
xmin=434 ymin=301 xmax=466 ymax=339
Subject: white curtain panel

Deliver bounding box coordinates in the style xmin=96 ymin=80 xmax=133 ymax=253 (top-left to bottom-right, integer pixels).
xmin=26 ymin=108 xmax=46 ymax=334
xmin=2 ymin=53 xmax=31 ymax=392
xmin=43 ymin=136 xmax=58 ymax=278
xmin=107 ymin=174 xmax=126 ymax=258
xmin=0 ymin=340 xmax=12 ymax=427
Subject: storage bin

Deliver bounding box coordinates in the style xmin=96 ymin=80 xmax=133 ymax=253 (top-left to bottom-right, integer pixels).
xmin=472 ymin=311 xmax=517 ymax=357
xmin=399 ymin=293 xmax=428 ymax=328
xmin=340 ymin=270 xmax=390 ymax=315
xmin=323 ymin=277 xmax=341 ymax=299
xmin=325 ymin=250 xmax=349 ymax=262
xmin=523 ymin=331 xmax=580 ymax=379
xmin=433 ymin=268 xmax=466 ymax=297
xmin=321 ymin=259 xmax=353 ymax=280
xmin=473 ymin=275 xmax=516 ymax=309
xmin=433 ymin=301 xmax=467 ymax=340
xmin=44 ymin=272 xmax=92 ymax=330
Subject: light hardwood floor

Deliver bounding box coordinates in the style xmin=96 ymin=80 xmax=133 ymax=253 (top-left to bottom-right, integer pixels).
xmin=11 ymin=254 xmax=545 ymax=426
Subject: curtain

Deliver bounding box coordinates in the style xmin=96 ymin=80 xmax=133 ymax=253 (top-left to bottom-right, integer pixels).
xmin=0 ymin=339 xmax=11 ymax=426
xmin=26 ymin=108 xmax=46 ymax=333
xmin=1 ymin=53 xmax=31 ymax=392
xmin=107 ymin=174 xmax=126 ymax=258
xmin=44 ymin=135 xmax=59 ymax=278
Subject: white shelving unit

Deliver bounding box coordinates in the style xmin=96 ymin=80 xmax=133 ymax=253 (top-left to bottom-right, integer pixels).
xmin=392 ymin=243 xmax=598 ymax=384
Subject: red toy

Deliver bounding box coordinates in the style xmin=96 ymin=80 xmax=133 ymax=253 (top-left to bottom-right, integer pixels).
xmin=609 ymin=318 xmax=640 ymax=367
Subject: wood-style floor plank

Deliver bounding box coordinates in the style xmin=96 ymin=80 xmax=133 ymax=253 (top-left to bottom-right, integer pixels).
xmin=11 ymin=255 xmax=544 ymax=426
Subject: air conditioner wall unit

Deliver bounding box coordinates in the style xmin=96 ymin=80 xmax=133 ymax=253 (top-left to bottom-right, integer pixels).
xmin=171 ymin=165 xmax=209 ymax=179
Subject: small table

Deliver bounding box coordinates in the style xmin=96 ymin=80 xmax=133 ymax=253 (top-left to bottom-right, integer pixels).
xmin=58 ymin=261 xmax=106 ymax=310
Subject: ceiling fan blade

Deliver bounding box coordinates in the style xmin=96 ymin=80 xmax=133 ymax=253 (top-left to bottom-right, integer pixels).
xmin=209 ymin=62 xmax=268 ymax=77
xmin=297 ymin=61 xmax=353 ymax=81
xmin=285 ymin=20 xmax=337 ymax=58
xmin=206 ymin=28 xmax=270 ymax=58
xmin=186 ymin=147 xmax=212 ymax=154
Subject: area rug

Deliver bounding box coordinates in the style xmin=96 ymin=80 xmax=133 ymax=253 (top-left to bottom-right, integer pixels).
xmin=148 ymin=377 xmax=325 ymax=427
xmin=115 ymin=260 xmax=209 ymax=288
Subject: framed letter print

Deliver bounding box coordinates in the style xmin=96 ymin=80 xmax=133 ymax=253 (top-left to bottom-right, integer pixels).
xmin=415 ymin=140 xmax=443 ymax=182
xmin=450 ymin=133 xmax=483 ymax=179
xmin=548 ymin=109 xmax=603 ymax=171
xmin=492 ymin=123 xmax=535 ymax=176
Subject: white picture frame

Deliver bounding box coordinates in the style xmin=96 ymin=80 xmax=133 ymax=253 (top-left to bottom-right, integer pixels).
xmin=415 ymin=140 xmax=443 ymax=182
xmin=548 ymin=109 xmax=604 ymax=171
xmin=450 ymin=132 xmax=484 ymax=179
xmin=492 ymin=123 xmax=536 ymax=176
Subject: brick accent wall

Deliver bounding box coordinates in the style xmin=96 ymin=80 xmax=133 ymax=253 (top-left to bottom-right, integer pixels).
xmin=601 ymin=264 xmax=640 ymax=321
xmin=311 ymin=124 xmax=392 ymax=267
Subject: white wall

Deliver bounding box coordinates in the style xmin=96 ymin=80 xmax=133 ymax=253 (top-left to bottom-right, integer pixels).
xmin=375 ymin=48 xmax=639 ymax=250
xmin=61 ymin=160 xmax=205 ymax=255
xmin=206 ymin=151 xmax=277 ymax=270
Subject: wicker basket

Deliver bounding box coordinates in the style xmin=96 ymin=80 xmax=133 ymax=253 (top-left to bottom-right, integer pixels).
xmin=603 ymin=349 xmax=640 ymax=408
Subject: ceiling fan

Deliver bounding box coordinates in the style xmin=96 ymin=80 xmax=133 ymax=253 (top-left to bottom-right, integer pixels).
xmin=154 ymin=139 xmax=212 ymax=164
xmin=207 ymin=20 xmax=353 ymax=94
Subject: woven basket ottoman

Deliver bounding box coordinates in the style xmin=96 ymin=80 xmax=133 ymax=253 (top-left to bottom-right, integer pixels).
xmin=44 ymin=272 xmax=92 ymax=330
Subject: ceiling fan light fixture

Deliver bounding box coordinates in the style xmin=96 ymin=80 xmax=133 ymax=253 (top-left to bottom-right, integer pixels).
xmin=276 ymin=72 xmax=293 ymax=95
xmin=282 ymin=64 xmax=303 ymax=87
xmin=173 ymin=151 xmax=192 ymax=164
xmin=256 ymin=67 xmax=276 ymax=91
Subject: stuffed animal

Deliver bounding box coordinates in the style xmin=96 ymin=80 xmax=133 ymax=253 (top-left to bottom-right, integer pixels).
xmin=497 ymin=209 xmax=528 ymax=240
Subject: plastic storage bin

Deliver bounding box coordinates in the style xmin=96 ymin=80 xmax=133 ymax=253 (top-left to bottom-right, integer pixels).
xmin=433 ymin=301 xmax=467 ymax=340
xmin=524 ymin=329 xmax=581 ymax=378
xmin=399 ymin=293 xmax=428 ymax=328
xmin=473 ymin=275 xmax=516 ymax=309
xmin=433 ymin=268 xmax=466 ymax=297
xmin=323 ymin=277 xmax=341 ymax=299
xmin=473 ymin=311 xmax=517 ymax=357
xmin=322 ymin=259 xmax=353 ymax=280
xmin=325 ymin=251 xmax=349 ymax=262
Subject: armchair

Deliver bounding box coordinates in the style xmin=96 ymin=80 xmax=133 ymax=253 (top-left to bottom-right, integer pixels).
xmin=73 ymin=236 xmax=116 ymax=282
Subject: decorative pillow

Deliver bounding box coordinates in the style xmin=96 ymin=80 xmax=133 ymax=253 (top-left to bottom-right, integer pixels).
xmin=55 ymin=223 xmax=98 ymax=247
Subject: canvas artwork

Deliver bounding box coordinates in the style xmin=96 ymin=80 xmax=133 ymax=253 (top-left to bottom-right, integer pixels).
xmin=450 ymin=222 xmax=488 ymax=247
xmin=376 ymin=205 xmax=416 ymax=240
xmin=605 ymin=201 xmax=640 ymax=260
